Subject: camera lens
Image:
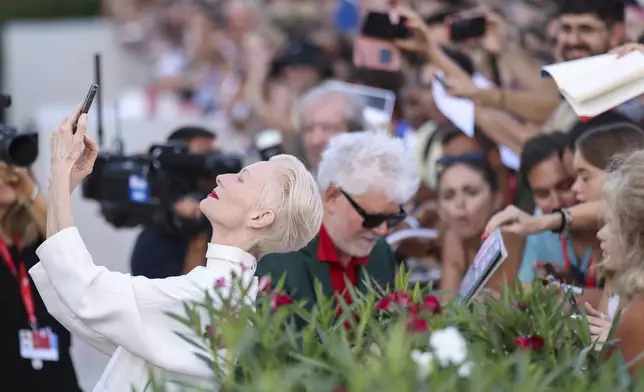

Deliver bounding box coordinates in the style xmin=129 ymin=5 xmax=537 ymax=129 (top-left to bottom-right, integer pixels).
xmin=7 ymin=134 xmax=38 ymax=167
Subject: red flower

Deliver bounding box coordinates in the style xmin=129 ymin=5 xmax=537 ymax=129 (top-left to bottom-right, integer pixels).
xmin=392 ymin=291 xmax=411 ymax=307
xmin=271 ymin=293 xmax=293 ymax=311
xmin=422 ymin=295 xmax=441 ymax=314
xmin=376 ymin=295 xmax=393 ymax=312
xmin=515 ymin=336 xmax=544 ymax=351
xmin=215 ymin=278 xmax=226 ymax=288
xmin=407 ymin=316 xmax=428 ymax=332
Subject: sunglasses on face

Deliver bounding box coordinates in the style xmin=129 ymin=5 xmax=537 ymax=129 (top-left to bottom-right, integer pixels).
xmin=339 ymin=188 xmax=407 ymax=229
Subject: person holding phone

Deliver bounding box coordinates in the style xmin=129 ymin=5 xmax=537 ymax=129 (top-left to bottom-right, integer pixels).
xmin=29 ymin=103 xmax=323 ymax=392
xmin=0 ymin=162 xmax=81 ymax=391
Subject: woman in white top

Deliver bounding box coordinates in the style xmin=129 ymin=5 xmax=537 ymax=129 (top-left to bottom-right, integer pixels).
xmin=30 ymin=104 xmax=323 ymax=391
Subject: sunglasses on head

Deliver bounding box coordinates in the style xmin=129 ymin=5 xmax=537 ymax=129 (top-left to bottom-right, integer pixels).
xmin=339 ymin=188 xmax=407 ymax=229
xmin=436 ymin=151 xmax=487 ymax=171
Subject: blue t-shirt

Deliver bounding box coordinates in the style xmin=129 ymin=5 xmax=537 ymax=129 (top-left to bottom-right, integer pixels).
xmin=518 ymin=231 xmax=592 ymax=282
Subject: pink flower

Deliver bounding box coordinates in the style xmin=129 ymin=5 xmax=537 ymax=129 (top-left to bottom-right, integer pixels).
xmin=271 ymin=293 xmax=293 ymax=311
xmin=407 ymin=316 xmax=428 ymax=333
xmin=215 ymin=278 xmax=226 ymax=288
xmin=422 ymin=295 xmax=441 ymax=314
xmin=258 ymin=276 xmax=272 ymax=294
xmin=515 ymin=336 xmax=544 ymax=351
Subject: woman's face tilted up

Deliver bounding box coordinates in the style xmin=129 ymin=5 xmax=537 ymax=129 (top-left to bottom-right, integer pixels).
xmin=200 ymin=160 xmax=279 ymax=234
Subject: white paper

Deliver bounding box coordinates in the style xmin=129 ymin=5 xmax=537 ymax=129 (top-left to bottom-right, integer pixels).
xmin=542 ymin=52 xmax=644 ymax=118
xmin=432 ymin=72 xmax=520 ymax=170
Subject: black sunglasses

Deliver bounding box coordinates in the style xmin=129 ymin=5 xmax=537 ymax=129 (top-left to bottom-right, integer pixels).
xmin=436 ymin=151 xmax=487 ymax=171
xmin=339 ymin=188 xmax=407 ymax=229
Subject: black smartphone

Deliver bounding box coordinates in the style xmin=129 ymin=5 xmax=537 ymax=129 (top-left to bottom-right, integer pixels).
xmin=543 ymin=264 xmax=581 ymax=314
xmin=361 ymin=11 xmax=411 ymax=40
xmin=73 ymin=83 xmax=99 ymax=134
xmin=448 ymin=15 xmax=486 ymax=42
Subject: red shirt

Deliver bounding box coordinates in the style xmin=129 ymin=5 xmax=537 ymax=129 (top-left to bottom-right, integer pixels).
xmin=317 ymin=225 xmax=369 ymax=311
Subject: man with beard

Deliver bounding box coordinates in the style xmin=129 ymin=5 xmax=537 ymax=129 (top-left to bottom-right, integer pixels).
xmin=443 ymin=0 xmax=626 ymax=133
xmin=256 ymin=131 xmax=419 ymax=329
xmin=543 ymin=0 xmax=626 ymax=132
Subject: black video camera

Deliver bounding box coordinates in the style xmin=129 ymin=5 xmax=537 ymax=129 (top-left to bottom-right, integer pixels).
xmin=81 ymin=141 xmax=243 ymax=228
xmin=0 ymin=94 xmax=39 ymax=167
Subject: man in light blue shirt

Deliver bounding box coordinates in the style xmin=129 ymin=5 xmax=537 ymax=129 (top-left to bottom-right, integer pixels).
xmin=516 ymin=133 xmax=594 ymax=284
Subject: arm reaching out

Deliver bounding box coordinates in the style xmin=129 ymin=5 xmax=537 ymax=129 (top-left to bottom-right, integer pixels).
xmin=33 ymin=105 xmax=259 ymax=378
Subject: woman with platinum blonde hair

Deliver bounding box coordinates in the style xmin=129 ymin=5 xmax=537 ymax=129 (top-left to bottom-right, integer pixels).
xmin=598 ymin=149 xmax=644 ymax=374
xmin=29 ymin=105 xmax=323 ymax=392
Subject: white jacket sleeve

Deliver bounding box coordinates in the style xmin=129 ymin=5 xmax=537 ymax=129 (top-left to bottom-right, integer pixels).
xmin=34 ymin=227 xmax=258 ymax=378
xmin=29 ymin=262 xmax=118 ymax=355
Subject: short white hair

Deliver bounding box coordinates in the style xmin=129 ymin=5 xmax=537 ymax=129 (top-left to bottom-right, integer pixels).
xmin=317 ymin=131 xmax=420 ymax=204
xmin=294 ymin=81 xmax=368 ymax=132
xmin=256 ymin=154 xmax=323 ymax=254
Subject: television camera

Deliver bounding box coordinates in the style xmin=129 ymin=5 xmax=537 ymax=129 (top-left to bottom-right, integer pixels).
xmin=0 ymin=94 xmax=39 ymax=167
xmin=80 ymin=53 xmax=283 ymax=229
xmin=81 ymin=141 xmax=244 ymax=229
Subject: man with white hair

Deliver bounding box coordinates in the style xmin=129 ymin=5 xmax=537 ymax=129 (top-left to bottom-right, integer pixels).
xmin=290 ymin=81 xmax=368 ymax=172
xmin=257 ymin=131 xmax=420 ymax=325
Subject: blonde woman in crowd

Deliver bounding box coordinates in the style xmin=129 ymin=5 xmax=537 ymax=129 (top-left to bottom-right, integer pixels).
xmin=598 ymin=149 xmax=644 ymax=374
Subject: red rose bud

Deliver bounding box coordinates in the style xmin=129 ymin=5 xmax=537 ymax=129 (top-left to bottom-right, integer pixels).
xmin=258 ymin=276 xmax=272 ymax=294
xmin=204 ymin=324 xmax=215 ymax=339
xmin=422 ymin=295 xmax=441 ymax=314
xmin=376 ymin=295 xmax=393 ymax=312
xmin=271 ymin=293 xmax=293 ymax=311
xmin=515 ymin=336 xmax=544 ymax=351
xmin=512 ymin=301 xmax=529 ymax=312
xmin=407 ymin=316 xmax=428 ymax=332
xmin=392 ymin=291 xmax=411 ymax=307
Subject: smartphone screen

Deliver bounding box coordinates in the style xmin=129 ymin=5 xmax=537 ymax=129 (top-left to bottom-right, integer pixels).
xmin=73 ymin=84 xmax=99 ymax=134
xmin=361 ymin=11 xmax=411 ymax=40
xmin=449 ymin=15 xmax=486 ymax=42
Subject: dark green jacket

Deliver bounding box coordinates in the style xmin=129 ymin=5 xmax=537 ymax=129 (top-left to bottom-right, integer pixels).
xmin=256 ymin=235 xmax=397 ymax=309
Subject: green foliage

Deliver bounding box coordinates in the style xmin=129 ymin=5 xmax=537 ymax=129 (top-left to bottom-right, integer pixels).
xmin=0 ymin=0 xmax=101 ymax=21
xmin=153 ymin=272 xmax=643 ymax=392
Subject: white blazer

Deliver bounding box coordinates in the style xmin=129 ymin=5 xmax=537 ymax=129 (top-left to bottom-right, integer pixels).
xmin=29 ymin=227 xmax=258 ymax=392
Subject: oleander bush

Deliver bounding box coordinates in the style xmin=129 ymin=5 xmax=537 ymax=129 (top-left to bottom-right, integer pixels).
xmin=155 ymin=270 xmax=644 ymax=392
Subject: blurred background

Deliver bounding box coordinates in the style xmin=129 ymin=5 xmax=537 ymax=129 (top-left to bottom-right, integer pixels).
xmin=2 ymin=0 xmax=644 ymax=390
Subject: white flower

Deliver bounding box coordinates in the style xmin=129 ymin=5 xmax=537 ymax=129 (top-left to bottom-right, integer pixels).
xmin=429 ymin=326 xmax=468 ymax=366
xmin=457 ymin=361 xmax=473 ymax=378
xmin=411 ymin=349 xmax=434 ymax=379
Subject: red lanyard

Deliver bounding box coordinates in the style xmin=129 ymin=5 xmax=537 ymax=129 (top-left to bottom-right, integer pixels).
xmin=506 ymin=172 xmax=518 ymax=206
xmin=560 ymin=236 xmax=596 ymax=288
xmin=1 ymin=236 xmax=37 ymax=328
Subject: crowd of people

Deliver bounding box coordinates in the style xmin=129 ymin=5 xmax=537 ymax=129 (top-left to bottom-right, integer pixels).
xmin=3 ymin=0 xmax=644 ymax=390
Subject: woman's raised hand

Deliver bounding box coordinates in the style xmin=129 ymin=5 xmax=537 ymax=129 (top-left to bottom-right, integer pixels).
xmin=50 ymin=104 xmax=99 ymax=192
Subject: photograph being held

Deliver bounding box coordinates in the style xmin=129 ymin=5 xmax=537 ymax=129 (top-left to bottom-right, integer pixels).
xmin=30 ymin=104 xmax=323 ymax=392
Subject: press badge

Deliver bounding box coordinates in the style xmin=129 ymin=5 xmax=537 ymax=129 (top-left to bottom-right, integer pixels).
xmin=19 ymin=328 xmax=59 ymax=362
